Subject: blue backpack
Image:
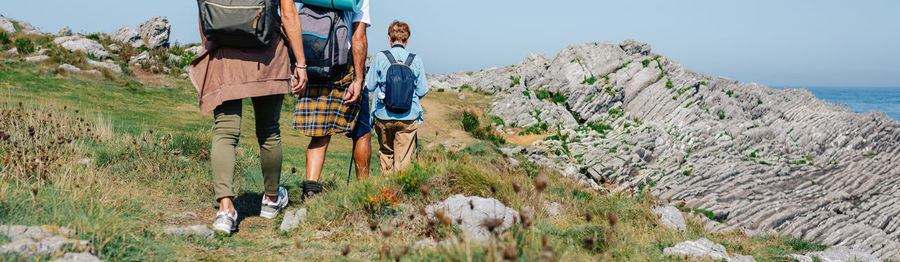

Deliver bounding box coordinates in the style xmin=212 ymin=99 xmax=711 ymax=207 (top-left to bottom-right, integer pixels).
xmin=381 ymin=50 xmax=417 ymax=114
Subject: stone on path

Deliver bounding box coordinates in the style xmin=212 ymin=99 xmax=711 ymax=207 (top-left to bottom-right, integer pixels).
xmin=0 ymin=225 xmax=96 ymax=260
xmin=164 ymin=225 xmax=214 ymax=239
xmin=424 ymin=195 xmax=519 ymax=243
xmin=663 ymin=238 xmax=730 ymax=261
xmin=279 ymin=208 xmax=307 ymax=231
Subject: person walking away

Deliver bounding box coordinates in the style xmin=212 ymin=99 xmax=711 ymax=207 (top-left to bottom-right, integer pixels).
xmin=366 ymin=21 xmax=429 ymax=175
xmin=292 ymin=0 xmax=370 ymax=199
xmin=190 ymin=0 xmax=308 ymax=234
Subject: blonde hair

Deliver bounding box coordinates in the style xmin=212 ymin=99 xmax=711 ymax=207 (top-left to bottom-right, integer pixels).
xmin=388 ymin=21 xmax=410 ymax=43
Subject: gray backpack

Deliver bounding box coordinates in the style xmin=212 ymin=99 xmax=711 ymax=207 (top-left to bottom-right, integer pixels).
xmin=298 ymin=5 xmax=350 ymax=80
xmin=198 ymin=0 xmax=279 ymax=48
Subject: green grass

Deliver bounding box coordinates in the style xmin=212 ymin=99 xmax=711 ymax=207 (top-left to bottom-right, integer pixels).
xmin=582 ymin=75 xmax=598 ymax=85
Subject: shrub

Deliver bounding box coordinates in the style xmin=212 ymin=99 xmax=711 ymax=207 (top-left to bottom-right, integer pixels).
xmin=0 ymin=31 xmax=10 ymax=47
xmin=15 ymin=38 xmax=34 ymax=55
xmin=718 ymin=111 xmax=726 ymax=120
xmin=604 ymin=86 xmax=615 ymax=96
xmin=608 ymin=108 xmax=623 ymax=118
xmin=641 ymin=59 xmax=650 ymax=68
xmin=665 ymin=80 xmax=674 ymax=89
xmin=459 ymin=84 xmax=471 ymax=90
xmin=522 ymin=90 xmax=530 ymax=98
xmin=587 ymin=122 xmax=613 ymax=134
xmin=581 ymin=75 xmax=597 ymax=85
xmin=534 ymin=90 xmax=550 ymax=100
xmin=461 ymin=111 xmax=506 ymax=146
xmin=551 ymin=93 xmax=568 ymax=105
xmin=437 ymin=88 xmax=445 ymax=92
xmin=509 ymin=75 xmax=520 ymax=87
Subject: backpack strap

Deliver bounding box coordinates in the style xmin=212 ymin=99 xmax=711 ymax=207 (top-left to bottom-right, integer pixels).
xmin=381 ymin=50 xmax=398 ymax=64
xmin=404 ymin=54 xmax=416 ymax=66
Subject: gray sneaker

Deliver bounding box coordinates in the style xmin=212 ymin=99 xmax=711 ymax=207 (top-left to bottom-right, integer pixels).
xmin=260 ymin=186 xmax=289 ymax=219
xmin=213 ymin=210 xmax=238 ymax=234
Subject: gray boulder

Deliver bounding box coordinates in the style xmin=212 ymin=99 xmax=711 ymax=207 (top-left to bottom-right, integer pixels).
xmin=186 ymin=45 xmax=205 ymax=55
xmin=87 ymin=59 xmax=122 ymax=74
xmin=129 ymin=51 xmax=151 ymax=65
xmin=58 ymin=26 xmax=73 ymax=37
xmin=0 ymin=225 xmax=94 ymax=259
xmin=0 ymin=14 xmax=17 ymax=33
xmin=424 ymin=195 xmax=519 ymax=243
xmin=53 ymin=36 xmax=109 ymax=59
xmin=663 ymin=238 xmax=730 ymax=261
xmin=18 ymin=21 xmax=40 ymax=35
xmin=111 ymin=26 xmax=141 ymax=47
xmin=138 ymin=16 xmax=171 ymax=49
xmin=279 ymin=208 xmax=308 ymax=231
xmin=25 ymin=55 xmax=50 ymax=63
xmin=163 ymin=225 xmax=214 ymax=239
xmin=653 ymin=206 xmax=686 ymax=232
xmin=59 ymin=64 xmax=82 ymax=73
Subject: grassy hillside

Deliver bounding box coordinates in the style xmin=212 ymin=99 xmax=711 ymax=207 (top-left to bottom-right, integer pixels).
xmin=0 ymin=59 xmax=828 ymax=261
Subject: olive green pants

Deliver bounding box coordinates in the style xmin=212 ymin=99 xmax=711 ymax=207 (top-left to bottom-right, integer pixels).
xmin=211 ymin=95 xmax=283 ymax=200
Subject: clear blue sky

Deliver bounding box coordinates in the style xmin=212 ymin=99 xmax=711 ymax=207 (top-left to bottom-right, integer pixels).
xmin=4 ymin=0 xmax=899 ymax=87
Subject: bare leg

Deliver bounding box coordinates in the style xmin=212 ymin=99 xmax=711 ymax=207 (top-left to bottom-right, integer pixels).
xmin=305 ymin=136 xmax=331 ymax=182
xmin=218 ymin=197 xmax=236 ymax=215
xmin=353 ymin=133 xmax=372 ymax=180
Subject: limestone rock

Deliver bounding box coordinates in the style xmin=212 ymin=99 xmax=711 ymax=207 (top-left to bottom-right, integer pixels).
xmin=0 ymin=14 xmax=16 ymax=33
xmin=138 ymin=16 xmax=171 ymax=49
xmin=53 ymin=36 xmax=109 ymax=59
xmin=279 ymin=208 xmax=307 ymax=231
xmin=424 ymin=195 xmax=519 ymax=243
xmin=789 ymin=246 xmax=880 ymax=262
xmin=653 ymin=206 xmax=686 ymax=232
xmin=53 ymin=252 xmax=101 ymax=262
xmin=86 ymin=60 xmax=122 ymax=74
xmin=543 ymin=202 xmax=561 ymax=217
xmin=164 ymin=225 xmax=214 ymax=239
xmin=111 ymin=26 xmax=141 ymax=47
xmin=663 ymin=238 xmax=729 ymax=261
xmin=0 ymin=225 xmax=94 ymax=259
xmin=129 ymin=51 xmax=150 ymax=65
xmin=59 ymin=64 xmax=82 ymax=73
xmin=58 ymin=26 xmax=73 ymax=37
xmin=186 ymin=45 xmax=204 ymax=55
xmin=731 ymin=254 xmax=757 ymax=262
xmin=25 ymin=55 xmax=50 ymax=62
xmin=430 ymin=39 xmax=900 ymax=260
xmin=18 ymin=21 xmax=40 ymax=35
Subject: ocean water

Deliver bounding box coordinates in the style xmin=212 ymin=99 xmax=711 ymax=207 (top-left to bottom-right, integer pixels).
xmin=781 ymin=87 xmax=900 ymax=122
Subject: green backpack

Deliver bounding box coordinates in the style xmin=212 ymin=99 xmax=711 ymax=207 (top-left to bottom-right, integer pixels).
xmin=198 ymin=0 xmax=279 ymax=48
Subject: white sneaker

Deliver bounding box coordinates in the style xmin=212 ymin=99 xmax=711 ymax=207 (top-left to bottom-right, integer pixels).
xmin=213 ymin=210 xmax=238 ymax=234
xmin=260 ymin=186 xmax=289 ymax=219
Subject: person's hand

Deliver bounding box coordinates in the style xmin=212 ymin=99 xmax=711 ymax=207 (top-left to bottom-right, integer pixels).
xmin=292 ymin=67 xmax=308 ymax=95
xmin=343 ymin=79 xmax=363 ymax=104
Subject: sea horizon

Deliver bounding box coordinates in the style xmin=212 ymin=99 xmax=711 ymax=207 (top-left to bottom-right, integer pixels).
xmin=774 ymin=86 xmax=900 ymax=122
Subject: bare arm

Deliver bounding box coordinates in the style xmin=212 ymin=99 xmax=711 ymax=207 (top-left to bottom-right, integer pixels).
xmin=279 ymin=0 xmax=308 ymax=94
xmin=352 ymin=22 xmax=367 ymax=83
xmin=343 ymin=22 xmax=367 ymax=103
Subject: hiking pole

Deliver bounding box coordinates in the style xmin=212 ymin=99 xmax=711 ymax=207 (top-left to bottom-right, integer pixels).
xmin=347 ymin=137 xmax=356 ymax=185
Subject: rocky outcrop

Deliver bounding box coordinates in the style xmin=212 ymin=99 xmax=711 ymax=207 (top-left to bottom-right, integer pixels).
xmin=0 ymin=14 xmax=15 ymax=33
xmin=111 ymin=16 xmax=170 ymax=49
xmin=424 ymin=195 xmax=519 ymax=243
xmin=0 ymin=225 xmax=98 ymax=261
xmin=663 ymin=238 xmax=756 ymax=262
xmin=53 ymin=36 xmax=109 ymax=59
xmin=431 ymin=40 xmax=900 ymax=260
xmin=789 ymin=246 xmax=880 ymax=262
xmin=111 ymin=26 xmax=141 ymax=47
xmin=653 ymin=206 xmax=686 ymax=232
xmin=138 ymin=16 xmax=170 ymax=49
xmin=58 ymin=26 xmax=73 ymax=37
